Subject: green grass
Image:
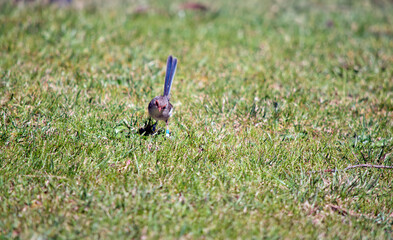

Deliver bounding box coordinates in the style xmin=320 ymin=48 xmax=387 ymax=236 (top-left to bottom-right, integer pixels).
xmin=1 ymin=0 xmax=393 ymax=238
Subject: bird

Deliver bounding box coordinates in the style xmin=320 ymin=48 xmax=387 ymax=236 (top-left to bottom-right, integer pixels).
xmin=148 ymin=55 xmax=178 ymax=136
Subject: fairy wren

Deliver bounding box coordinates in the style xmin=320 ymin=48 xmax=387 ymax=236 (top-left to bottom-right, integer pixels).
xmin=148 ymin=55 xmax=178 ymax=135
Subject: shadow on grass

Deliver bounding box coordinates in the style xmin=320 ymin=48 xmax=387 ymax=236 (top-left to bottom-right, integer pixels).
xmin=138 ymin=118 xmax=165 ymax=136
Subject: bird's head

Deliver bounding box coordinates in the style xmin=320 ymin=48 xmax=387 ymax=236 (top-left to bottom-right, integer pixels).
xmin=155 ymin=97 xmax=168 ymax=112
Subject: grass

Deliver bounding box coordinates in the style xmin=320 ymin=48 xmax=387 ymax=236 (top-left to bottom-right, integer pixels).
xmin=1 ymin=0 xmax=393 ymax=238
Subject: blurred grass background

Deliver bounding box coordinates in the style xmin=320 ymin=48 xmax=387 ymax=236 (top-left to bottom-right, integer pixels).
xmin=1 ymin=0 xmax=393 ymax=238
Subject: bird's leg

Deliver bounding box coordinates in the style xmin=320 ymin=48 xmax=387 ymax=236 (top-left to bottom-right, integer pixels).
xmin=152 ymin=121 xmax=158 ymax=132
xmin=165 ymin=120 xmax=170 ymax=136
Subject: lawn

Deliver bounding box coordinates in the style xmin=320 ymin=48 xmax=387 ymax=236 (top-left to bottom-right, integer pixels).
xmin=1 ymin=0 xmax=393 ymax=238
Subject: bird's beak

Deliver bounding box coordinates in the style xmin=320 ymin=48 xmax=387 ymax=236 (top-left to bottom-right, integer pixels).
xmin=158 ymin=107 xmax=162 ymax=112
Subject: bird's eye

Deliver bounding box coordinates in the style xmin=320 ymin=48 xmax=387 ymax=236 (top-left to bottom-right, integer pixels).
xmin=162 ymin=106 xmax=166 ymax=109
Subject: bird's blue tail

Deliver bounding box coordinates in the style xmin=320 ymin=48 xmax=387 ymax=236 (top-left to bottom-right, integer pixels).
xmin=163 ymin=55 xmax=177 ymax=97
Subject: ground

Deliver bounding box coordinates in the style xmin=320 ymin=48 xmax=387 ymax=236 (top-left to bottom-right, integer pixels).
xmin=1 ymin=0 xmax=393 ymax=239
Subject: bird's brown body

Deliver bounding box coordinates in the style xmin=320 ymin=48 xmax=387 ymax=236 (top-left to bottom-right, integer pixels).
xmin=148 ymin=96 xmax=173 ymax=121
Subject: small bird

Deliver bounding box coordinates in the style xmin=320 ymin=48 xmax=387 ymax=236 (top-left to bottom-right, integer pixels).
xmin=148 ymin=55 xmax=178 ymax=136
